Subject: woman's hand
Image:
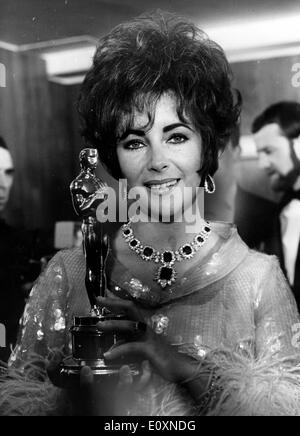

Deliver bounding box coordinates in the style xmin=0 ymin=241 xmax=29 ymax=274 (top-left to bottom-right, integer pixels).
xmin=97 ymin=290 xmax=144 ymax=321
xmin=79 ymin=360 xmax=152 ymax=415
xmin=97 ymin=294 xmax=199 ymax=384
xmin=46 ymin=290 xmax=208 ymax=413
xmin=46 ymin=349 xmax=152 ymax=415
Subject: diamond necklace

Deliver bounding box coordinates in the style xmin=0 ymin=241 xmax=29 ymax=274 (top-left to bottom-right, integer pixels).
xmin=121 ymin=220 xmax=212 ymax=289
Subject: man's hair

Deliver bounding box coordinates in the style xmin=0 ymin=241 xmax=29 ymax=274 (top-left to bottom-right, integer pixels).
xmin=0 ymin=136 xmax=8 ymax=150
xmin=78 ymin=11 xmax=241 ymax=180
xmin=252 ymin=102 xmax=300 ymax=139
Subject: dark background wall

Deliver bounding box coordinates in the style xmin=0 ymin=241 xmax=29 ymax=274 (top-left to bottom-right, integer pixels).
xmin=0 ymin=47 xmax=84 ymax=229
xmin=232 ymin=55 xmax=300 ymax=135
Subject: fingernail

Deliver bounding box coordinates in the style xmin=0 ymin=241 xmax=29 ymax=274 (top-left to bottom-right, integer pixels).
xmin=120 ymin=365 xmax=130 ymax=374
xmin=81 ymin=366 xmax=92 ymax=376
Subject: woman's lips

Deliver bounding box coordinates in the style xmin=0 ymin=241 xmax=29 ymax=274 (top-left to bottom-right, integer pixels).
xmin=144 ymin=179 xmax=180 ymax=195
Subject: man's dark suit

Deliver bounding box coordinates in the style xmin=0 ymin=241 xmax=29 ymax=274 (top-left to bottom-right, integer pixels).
xmin=234 ymin=185 xmax=300 ymax=308
xmin=0 ymin=220 xmax=45 ymax=362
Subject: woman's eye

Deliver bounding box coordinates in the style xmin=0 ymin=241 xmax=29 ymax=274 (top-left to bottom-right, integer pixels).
xmin=264 ymin=148 xmax=272 ymax=156
xmin=124 ymin=140 xmax=145 ymax=150
xmin=5 ymin=169 xmax=14 ymax=176
xmin=168 ymin=134 xmax=188 ymax=144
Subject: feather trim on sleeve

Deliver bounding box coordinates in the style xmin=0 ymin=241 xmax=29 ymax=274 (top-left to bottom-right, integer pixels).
xmin=0 ymin=355 xmax=70 ymax=416
xmin=206 ymin=347 xmax=300 ymax=416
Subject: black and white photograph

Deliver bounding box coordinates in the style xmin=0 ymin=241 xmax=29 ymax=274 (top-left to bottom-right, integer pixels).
xmin=1 ymin=0 xmax=300 ymax=418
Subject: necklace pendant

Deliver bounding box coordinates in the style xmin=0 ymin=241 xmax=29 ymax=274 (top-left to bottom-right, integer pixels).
xmin=122 ymin=219 xmax=212 ymax=290
xmin=155 ymin=265 xmax=176 ymax=288
xmin=161 ymin=250 xmax=176 ymax=265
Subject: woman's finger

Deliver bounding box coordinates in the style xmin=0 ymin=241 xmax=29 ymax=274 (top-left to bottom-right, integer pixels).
xmin=97 ymin=320 xmax=147 ymax=338
xmin=117 ymin=365 xmax=133 ymax=388
xmin=96 ymin=296 xmax=141 ymax=320
xmin=80 ymin=365 xmax=94 ymax=389
xmin=78 ymin=366 xmax=99 ymax=416
xmin=103 ymin=337 xmax=183 ymax=383
xmin=137 ymin=360 xmax=152 ymax=391
xmin=66 ymin=366 xmax=95 ymax=416
xmin=106 ymin=289 xmax=129 ymax=300
xmin=104 ymin=341 xmax=147 ymax=362
xmin=97 ymin=296 xmax=133 ymax=311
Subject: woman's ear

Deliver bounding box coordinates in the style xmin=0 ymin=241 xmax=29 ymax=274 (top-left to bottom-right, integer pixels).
xmin=198 ymin=169 xmax=205 ymax=187
xmin=218 ymin=149 xmax=225 ymax=159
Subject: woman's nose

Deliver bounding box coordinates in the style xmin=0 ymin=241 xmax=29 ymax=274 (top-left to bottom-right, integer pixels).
xmin=258 ymin=153 xmax=270 ymax=170
xmin=0 ymin=171 xmax=9 ymax=190
xmin=148 ymin=145 xmax=169 ymax=172
xmin=0 ymin=170 xmax=6 ymax=187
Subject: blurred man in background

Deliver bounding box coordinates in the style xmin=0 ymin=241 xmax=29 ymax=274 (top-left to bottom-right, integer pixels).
xmin=236 ymin=102 xmax=300 ymax=308
xmin=0 ymin=138 xmax=14 ymax=213
xmin=0 ymin=137 xmax=40 ymax=362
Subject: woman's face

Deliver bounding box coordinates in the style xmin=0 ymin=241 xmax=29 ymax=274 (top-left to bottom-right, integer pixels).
xmin=116 ymin=93 xmax=202 ymax=221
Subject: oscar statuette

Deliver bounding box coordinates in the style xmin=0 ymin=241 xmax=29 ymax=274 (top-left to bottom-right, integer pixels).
xmin=60 ymin=148 xmax=139 ymax=387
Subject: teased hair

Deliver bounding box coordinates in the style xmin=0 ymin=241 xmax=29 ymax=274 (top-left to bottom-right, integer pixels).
xmin=78 ymin=11 xmax=241 ymax=180
xmin=252 ymin=101 xmax=300 ymax=139
xmin=0 ymin=136 xmax=8 ymax=150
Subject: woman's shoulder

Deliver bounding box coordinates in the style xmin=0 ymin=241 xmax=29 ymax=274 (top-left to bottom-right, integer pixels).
xmin=210 ymin=221 xmax=282 ymax=282
xmin=49 ymin=247 xmax=85 ymax=275
xmin=239 ymin=250 xmax=282 ymax=285
xmin=211 ymin=221 xmax=280 ymax=265
xmin=244 ymin=248 xmax=280 ymax=268
xmin=232 ymin=231 xmax=281 ymax=277
xmin=227 ymin=242 xmax=288 ymax=305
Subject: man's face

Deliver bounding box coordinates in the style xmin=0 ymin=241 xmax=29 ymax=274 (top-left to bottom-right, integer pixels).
xmin=254 ymin=123 xmax=298 ymax=192
xmin=0 ymin=147 xmax=14 ymax=212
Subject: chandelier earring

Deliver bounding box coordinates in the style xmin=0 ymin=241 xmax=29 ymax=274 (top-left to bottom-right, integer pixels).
xmin=204 ymin=175 xmax=216 ymax=194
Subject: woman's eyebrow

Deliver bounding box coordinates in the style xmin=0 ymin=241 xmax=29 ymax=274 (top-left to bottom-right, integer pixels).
xmin=163 ymin=123 xmax=194 ymax=132
xmin=119 ymin=122 xmax=194 ymax=140
xmin=119 ymin=129 xmax=145 ymax=140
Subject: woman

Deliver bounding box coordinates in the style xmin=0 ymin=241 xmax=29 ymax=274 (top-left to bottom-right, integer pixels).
xmin=2 ymin=12 xmax=300 ymax=416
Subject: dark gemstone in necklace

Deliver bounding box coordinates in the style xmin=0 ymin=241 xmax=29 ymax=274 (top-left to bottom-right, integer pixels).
xmin=163 ymin=251 xmax=173 ymax=263
xmin=204 ymin=226 xmax=211 ymax=233
xmin=143 ymin=246 xmax=153 ymax=258
xmin=123 ymin=229 xmax=131 ymax=236
xmin=182 ymin=245 xmax=192 ymax=255
xmin=197 ymin=236 xmax=204 ymax=243
xmin=160 ymin=266 xmax=173 ymax=280
xmin=130 ymin=239 xmax=138 ymax=248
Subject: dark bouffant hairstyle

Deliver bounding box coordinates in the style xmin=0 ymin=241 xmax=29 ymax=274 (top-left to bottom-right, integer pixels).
xmin=0 ymin=137 xmax=8 ymax=150
xmin=78 ymin=11 xmax=241 ymax=180
xmin=252 ymin=101 xmax=300 ymax=139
